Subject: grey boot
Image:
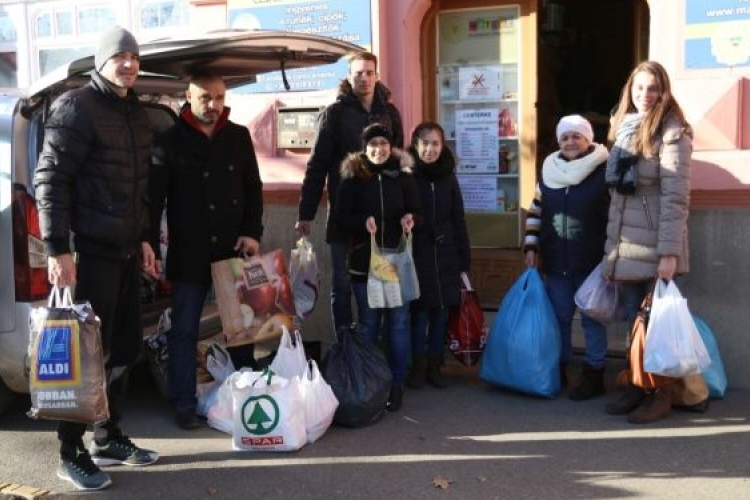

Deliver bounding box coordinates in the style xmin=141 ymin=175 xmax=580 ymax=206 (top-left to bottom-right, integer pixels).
xmin=406 ymin=354 xmax=427 ymax=389
xmin=427 ymin=355 xmax=448 ymax=389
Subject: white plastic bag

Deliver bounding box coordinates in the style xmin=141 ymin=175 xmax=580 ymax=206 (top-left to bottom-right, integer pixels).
xmin=574 ymin=262 xmax=624 ymax=324
xmin=290 ymin=237 xmax=320 ymax=319
xmin=300 ymin=360 xmax=338 ymax=443
xmin=644 ymin=280 xmax=711 ymax=377
xmin=269 ymin=326 xmax=307 ymax=379
xmin=206 ymin=375 xmax=239 ymax=434
xmin=206 ymin=343 xmax=235 ymax=382
xmin=231 ymin=369 xmax=306 ymax=452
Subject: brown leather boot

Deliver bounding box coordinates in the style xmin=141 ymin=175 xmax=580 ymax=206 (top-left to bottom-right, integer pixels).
xmin=569 ymin=363 xmax=605 ymax=401
xmin=605 ymin=383 xmax=646 ymax=415
xmin=627 ymin=388 xmax=672 ymax=424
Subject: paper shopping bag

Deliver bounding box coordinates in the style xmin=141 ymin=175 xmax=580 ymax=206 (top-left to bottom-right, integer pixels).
xmin=211 ymin=250 xmax=296 ymax=347
xmin=28 ymin=287 xmax=109 ymax=424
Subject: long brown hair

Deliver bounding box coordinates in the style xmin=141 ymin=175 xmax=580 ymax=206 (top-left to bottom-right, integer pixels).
xmin=608 ymin=60 xmax=689 ymax=156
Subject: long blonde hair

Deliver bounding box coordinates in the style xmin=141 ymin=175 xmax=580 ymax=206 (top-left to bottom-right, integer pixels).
xmin=607 ymin=60 xmax=688 ymax=156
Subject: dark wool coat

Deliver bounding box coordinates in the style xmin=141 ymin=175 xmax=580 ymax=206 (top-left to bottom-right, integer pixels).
xmin=537 ymin=163 xmax=609 ymax=276
xmin=298 ymin=80 xmax=403 ymax=242
xmin=335 ymin=149 xmax=422 ymax=281
xmin=149 ymin=106 xmax=264 ymax=284
xmin=34 ymin=71 xmax=152 ymax=258
xmin=409 ymin=149 xmax=471 ymax=309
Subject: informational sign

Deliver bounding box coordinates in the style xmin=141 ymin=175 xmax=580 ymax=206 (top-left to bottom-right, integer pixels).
xmin=455 ymin=108 xmax=499 ymax=174
xmin=227 ymin=0 xmax=372 ymax=91
xmin=684 ymin=0 xmax=750 ymax=69
xmin=458 ymin=66 xmax=502 ymax=101
xmin=457 ymin=175 xmax=498 ymax=212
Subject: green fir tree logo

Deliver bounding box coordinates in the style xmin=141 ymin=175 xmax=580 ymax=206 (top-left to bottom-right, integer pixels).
xmin=242 ymin=395 xmax=280 ymax=435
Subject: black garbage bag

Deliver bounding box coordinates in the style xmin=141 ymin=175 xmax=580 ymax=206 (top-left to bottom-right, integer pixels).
xmin=321 ymin=324 xmax=392 ymax=428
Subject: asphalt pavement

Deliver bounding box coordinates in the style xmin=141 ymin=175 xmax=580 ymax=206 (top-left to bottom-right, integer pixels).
xmin=1 ymin=357 xmax=749 ymax=500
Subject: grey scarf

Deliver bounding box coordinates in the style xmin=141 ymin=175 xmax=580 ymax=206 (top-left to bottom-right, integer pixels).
xmin=606 ymin=113 xmax=643 ymax=187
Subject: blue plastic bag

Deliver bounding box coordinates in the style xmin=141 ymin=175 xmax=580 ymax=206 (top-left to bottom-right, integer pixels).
xmin=479 ymin=268 xmax=561 ymax=398
xmin=692 ymin=315 xmax=728 ymax=398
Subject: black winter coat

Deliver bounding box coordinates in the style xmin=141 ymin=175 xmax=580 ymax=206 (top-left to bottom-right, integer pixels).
xmin=335 ymin=149 xmax=422 ymax=281
xmin=298 ymin=80 xmax=403 ymax=242
xmin=34 ymin=72 xmax=152 ymax=258
xmin=538 ymin=163 xmax=608 ymax=276
xmin=410 ymin=150 xmax=471 ymax=309
xmin=149 ymin=106 xmax=264 ymax=284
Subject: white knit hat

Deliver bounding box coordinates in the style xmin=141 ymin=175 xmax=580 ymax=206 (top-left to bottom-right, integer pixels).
xmin=556 ymin=114 xmax=593 ymax=143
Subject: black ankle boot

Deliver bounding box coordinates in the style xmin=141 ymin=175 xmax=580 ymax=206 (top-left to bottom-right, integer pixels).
xmin=605 ymin=383 xmax=646 ymax=415
xmin=387 ymin=384 xmax=404 ymax=412
xmin=569 ymin=363 xmax=605 ymax=401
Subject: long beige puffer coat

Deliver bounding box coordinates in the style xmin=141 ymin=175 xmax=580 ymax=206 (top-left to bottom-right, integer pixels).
xmin=603 ymin=115 xmax=692 ymax=281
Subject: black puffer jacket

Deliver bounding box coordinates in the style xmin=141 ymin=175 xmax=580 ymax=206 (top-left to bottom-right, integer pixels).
xmin=335 ymin=149 xmax=422 ymax=281
xmin=34 ymin=72 xmax=152 ymax=258
xmin=298 ymin=80 xmax=403 ymax=242
xmin=149 ymin=105 xmax=264 ymax=284
xmin=410 ymin=150 xmax=471 ymax=309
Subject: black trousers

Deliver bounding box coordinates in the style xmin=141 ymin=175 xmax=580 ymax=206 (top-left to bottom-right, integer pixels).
xmin=58 ymin=252 xmax=142 ymax=445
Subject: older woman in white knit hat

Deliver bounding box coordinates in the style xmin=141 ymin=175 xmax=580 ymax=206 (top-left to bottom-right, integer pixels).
xmin=523 ymin=114 xmax=611 ymax=401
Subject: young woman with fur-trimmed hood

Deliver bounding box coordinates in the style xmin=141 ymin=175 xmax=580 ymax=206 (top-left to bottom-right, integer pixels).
xmin=334 ymin=123 xmax=422 ymax=412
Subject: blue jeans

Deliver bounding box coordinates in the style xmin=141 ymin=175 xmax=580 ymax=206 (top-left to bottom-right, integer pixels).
xmin=410 ymin=306 xmax=448 ymax=357
xmin=545 ymin=273 xmax=608 ymax=368
xmin=330 ymin=240 xmax=353 ymax=334
xmin=352 ymin=281 xmax=410 ymax=385
xmin=168 ymin=281 xmax=211 ymax=415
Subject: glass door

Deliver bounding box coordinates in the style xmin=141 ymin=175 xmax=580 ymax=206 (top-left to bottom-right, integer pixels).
xmin=437 ymin=5 xmax=521 ymax=248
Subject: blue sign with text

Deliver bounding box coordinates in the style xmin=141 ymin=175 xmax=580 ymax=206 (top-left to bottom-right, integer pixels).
xmin=685 ymin=0 xmax=750 ymax=69
xmin=228 ymin=0 xmax=372 ymax=92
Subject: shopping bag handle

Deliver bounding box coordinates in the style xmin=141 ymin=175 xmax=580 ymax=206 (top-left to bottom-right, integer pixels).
xmin=460 ymin=272 xmax=473 ymax=291
xmin=48 ymin=286 xmax=74 ymax=308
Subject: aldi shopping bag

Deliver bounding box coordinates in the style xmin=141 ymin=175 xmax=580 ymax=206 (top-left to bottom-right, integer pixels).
xmin=231 ymin=369 xmax=306 ymax=452
xmin=479 ymin=268 xmax=561 ymax=398
xmin=28 ymin=287 xmax=109 ymax=424
xmin=211 ymin=250 xmax=296 ymax=346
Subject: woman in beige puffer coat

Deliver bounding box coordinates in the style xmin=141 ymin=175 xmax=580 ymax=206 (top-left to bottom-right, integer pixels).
xmin=602 ymin=60 xmax=692 ymax=425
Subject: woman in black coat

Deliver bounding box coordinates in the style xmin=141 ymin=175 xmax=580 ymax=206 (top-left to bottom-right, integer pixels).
xmin=407 ymin=122 xmax=471 ymax=388
xmin=335 ymin=123 xmax=422 ymax=412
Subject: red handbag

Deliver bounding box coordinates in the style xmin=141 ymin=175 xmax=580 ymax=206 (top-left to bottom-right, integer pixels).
xmin=447 ymin=274 xmax=486 ymax=367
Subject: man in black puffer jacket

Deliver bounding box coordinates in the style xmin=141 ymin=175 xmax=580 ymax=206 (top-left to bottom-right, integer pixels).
xmin=34 ymin=27 xmax=158 ymax=492
xmin=149 ymin=71 xmax=264 ymax=431
xmin=296 ymin=52 xmax=403 ymax=335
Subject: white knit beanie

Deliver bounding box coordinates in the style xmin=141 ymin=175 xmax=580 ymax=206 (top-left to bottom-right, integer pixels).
xmin=556 ymin=114 xmax=594 ymax=142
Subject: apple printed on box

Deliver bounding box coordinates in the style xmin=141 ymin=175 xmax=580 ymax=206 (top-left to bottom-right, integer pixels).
xmin=211 ymin=250 xmax=296 ymax=347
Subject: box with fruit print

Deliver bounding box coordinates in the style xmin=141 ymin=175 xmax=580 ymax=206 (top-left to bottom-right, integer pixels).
xmin=211 ymin=249 xmax=296 ymax=347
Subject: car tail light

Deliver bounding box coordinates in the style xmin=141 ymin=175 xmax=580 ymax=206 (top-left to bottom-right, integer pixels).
xmin=12 ymin=184 xmax=50 ymax=302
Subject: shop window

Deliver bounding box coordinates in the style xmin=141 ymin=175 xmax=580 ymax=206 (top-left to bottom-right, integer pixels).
xmin=139 ymin=0 xmax=189 ymax=29
xmin=39 ymin=46 xmax=93 ymax=77
xmin=78 ymin=6 xmax=117 ymax=35
xmin=56 ymin=10 xmax=74 ymax=36
xmin=36 ymin=11 xmax=52 ymax=38
xmin=437 ymin=6 xmax=521 ymax=248
xmin=0 ymin=13 xmax=17 ymax=42
xmin=0 ymin=52 xmax=17 ymax=87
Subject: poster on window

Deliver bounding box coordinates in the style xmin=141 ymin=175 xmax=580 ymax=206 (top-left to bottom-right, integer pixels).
xmin=455 ymin=108 xmax=499 ymax=173
xmin=457 ymin=176 xmax=498 ymax=212
xmin=684 ymin=0 xmax=750 ymax=69
xmin=458 ymin=66 xmax=502 ymax=101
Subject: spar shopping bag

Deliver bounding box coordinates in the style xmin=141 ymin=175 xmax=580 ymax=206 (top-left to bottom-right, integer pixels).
xmin=28 ymin=287 xmax=109 ymax=424
xmin=479 ymin=268 xmax=561 ymax=398
xmin=231 ymin=369 xmax=306 ymax=452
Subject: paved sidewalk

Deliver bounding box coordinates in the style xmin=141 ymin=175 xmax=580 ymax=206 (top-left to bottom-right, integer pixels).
xmin=1 ymin=357 xmax=749 ymax=499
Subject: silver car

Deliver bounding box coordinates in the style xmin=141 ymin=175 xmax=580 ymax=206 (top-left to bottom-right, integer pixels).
xmin=0 ymin=29 xmax=359 ymax=415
